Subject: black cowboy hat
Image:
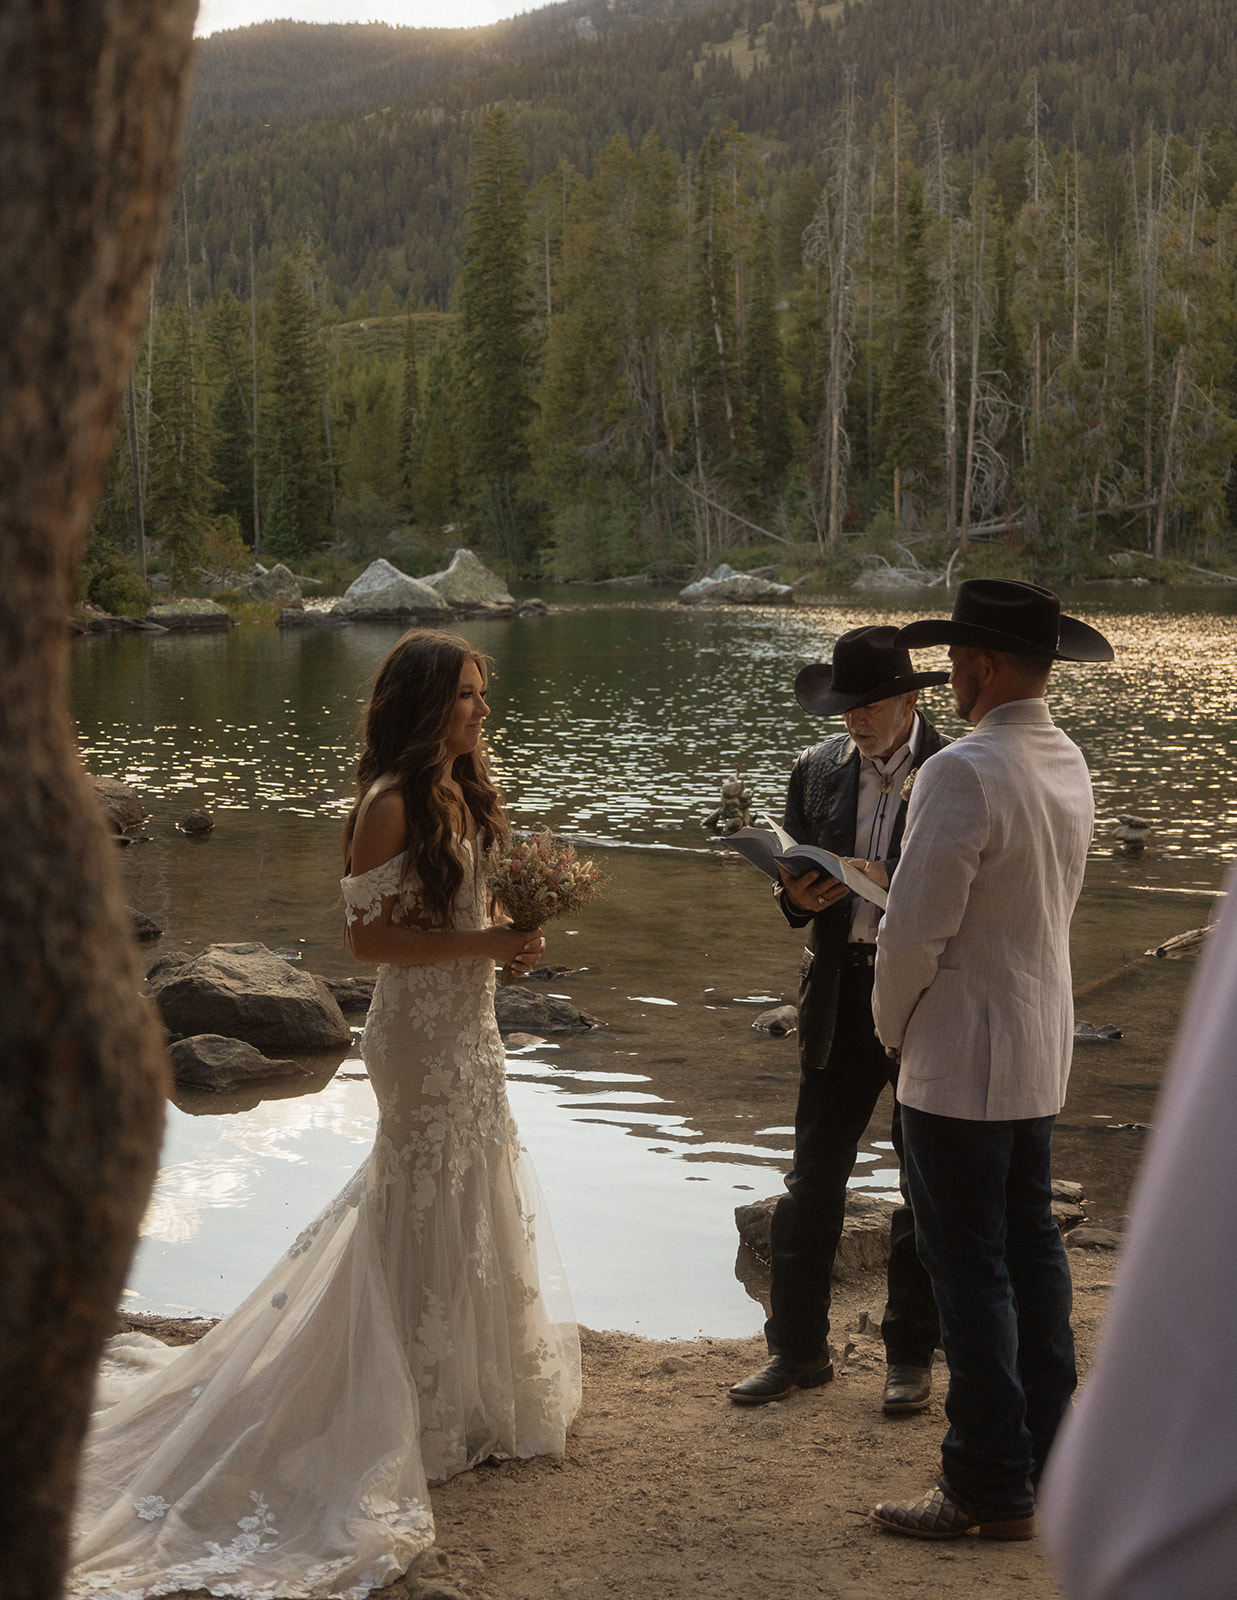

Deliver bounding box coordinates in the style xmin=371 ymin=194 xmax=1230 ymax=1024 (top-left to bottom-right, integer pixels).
xmin=794 ymin=625 xmax=950 ymax=717
xmin=893 ymin=579 xmax=1114 ymax=662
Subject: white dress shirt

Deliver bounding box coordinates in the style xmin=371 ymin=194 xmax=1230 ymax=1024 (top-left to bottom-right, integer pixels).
xmin=849 ymin=713 xmax=921 ymax=944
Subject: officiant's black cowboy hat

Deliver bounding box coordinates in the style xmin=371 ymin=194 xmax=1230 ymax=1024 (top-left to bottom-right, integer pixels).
xmin=893 ymin=579 xmax=1114 ymax=662
xmin=794 ymin=625 xmax=950 ymax=717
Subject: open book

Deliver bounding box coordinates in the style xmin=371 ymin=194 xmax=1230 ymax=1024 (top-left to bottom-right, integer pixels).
xmin=718 ymin=823 xmax=889 ymax=909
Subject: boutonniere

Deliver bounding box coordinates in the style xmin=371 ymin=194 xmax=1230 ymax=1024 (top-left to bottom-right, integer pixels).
xmin=900 ymin=767 xmax=919 ymax=804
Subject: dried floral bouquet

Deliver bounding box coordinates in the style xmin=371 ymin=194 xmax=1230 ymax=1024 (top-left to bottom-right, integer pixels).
xmin=484 ymin=828 xmax=606 ymax=932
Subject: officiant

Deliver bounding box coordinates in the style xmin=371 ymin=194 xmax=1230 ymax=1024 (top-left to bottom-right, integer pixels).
xmin=729 ymin=627 xmax=949 ymax=1414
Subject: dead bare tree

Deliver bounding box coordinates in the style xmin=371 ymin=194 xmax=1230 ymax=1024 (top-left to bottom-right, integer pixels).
xmin=0 ymin=4 xmax=196 ymax=1596
xmin=803 ymin=68 xmax=862 ymax=549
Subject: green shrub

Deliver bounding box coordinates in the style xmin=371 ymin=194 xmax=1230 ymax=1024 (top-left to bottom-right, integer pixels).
xmin=88 ymin=561 xmax=152 ymax=618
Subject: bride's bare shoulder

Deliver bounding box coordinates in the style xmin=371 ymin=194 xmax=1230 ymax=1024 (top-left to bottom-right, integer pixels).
xmin=351 ymin=779 xmax=408 ymax=875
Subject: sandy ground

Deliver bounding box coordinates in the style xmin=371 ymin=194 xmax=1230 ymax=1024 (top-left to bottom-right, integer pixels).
xmin=119 ymin=1246 xmax=1117 ymax=1600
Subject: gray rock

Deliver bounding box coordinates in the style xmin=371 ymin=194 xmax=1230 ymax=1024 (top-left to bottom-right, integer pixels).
xmin=168 ymin=1034 xmax=309 ymax=1093
xmin=1052 ymin=1198 xmax=1086 ymax=1231
xmin=851 ymin=564 xmax=931 ymax=591
xmin=736 ymin=1191 xmax=898 ymax=1283
xmin=177 ymin=809 xmax=214 ymax=835
xmin=677 ymin=564 xmax=794 ymax=606
xmin=1074 ymin=1020 xmax=1122 ymax=1041
xmin=146 ymin=942 xmax=352 ymax=1051
xmin=752 ymin=1004 xmax=798 ymax=1036
xmin=1065 ymin=1226 xmax=1122 ymax=1252
xmin=127 ymin=908 xmax=163 ymax=942
xmin=738 ymin=1178 xmax=1090 ymax=1289
xmin=492 ymin=986 xmax=598 ymax=1034
xmin=323 ymin=975 xmax=377 ymax=1013
xmin=89 ymin=774 xmax=146 ymax=832
xmin=421 ymin=547 xmax=515 ymax=607
xmin=276 ymin=608 xmax=347 ymax=629
xmin=332 ymin=558 xmax=450 ymax=619
xmin=240 ymin=562 xmax=302 ymax=606
xmin=145 ymin=599 xmax=237 ymax=630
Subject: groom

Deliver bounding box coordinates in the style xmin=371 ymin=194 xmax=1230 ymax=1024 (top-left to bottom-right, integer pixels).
xmin=870 ymin=580 xmax=1113 ymax=1540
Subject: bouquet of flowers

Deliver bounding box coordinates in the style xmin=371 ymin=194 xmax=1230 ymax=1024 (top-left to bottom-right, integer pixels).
xmin=484 ymin=828 xmax=607 ymax=932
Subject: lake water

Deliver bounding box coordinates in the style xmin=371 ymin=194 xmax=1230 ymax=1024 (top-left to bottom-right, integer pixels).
xmin=70 ymin=585 xmax=1237 ymax=1338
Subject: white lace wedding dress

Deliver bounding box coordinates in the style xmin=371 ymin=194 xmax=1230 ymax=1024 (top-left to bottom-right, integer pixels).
xmin=69 ymin=840 xmax=581 ymax=1599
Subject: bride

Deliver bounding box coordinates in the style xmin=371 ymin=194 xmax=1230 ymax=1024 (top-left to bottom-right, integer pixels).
xmin=69 ymin=629 xmax=582 ymax=1598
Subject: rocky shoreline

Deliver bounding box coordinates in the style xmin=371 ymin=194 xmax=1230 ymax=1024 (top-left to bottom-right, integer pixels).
xmin=109 ymin=1244 xmax=1118 ymax=1600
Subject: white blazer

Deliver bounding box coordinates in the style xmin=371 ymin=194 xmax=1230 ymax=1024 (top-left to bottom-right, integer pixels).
xmin=873 ymin=698 xmax=1093 ymax=1122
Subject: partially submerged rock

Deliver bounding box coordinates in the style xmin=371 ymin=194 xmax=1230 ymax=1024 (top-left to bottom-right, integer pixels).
xmin=239 ymin=562 xmax=302 ymax=606
xmin=492 ymin=986 xmax=598 ymax=1034
xmin=169 ymin=1034 xmax=309 ymax=1093
xmin=752 ymin=1004 xmax=797 ymax=1036
xmin=323 ymin=975 xmax=377 ymax=1013
xmin=677 ymin=564 xmax=794 ymax=606
xmin=146 ymin=599 xmax=236 ymax=630
xmin=331 ymin=558 xmax=450 ymax=619
xmin=89 ymin=774 xmax=146 ymax=832
xmin=276 ymin=608 xmax=347 ymax=628
xmin=421 ymin=548 xmax=515 ymax=608
xmin=146 ymin=942 xmax=352 ymax=1051
xmin=127 ymin=908 xmax=162 ymax=943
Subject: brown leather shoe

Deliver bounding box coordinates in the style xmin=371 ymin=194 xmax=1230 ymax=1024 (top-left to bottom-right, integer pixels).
xmin=881 ymin=1362 xmax=932 ymax=1416
xmin=728 ymin=1354 xmax=834 ymax=1405
xmin=872 ymin=1483 xmax=1034 ymax=1541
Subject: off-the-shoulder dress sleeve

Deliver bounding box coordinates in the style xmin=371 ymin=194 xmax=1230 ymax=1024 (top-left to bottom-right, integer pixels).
xmin=340 ymin=853 xmax=405 ymax=926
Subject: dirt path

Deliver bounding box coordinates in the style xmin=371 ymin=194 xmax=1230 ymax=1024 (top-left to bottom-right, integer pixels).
xmin=388 ymin=1249 xmax=1118 ymax=1600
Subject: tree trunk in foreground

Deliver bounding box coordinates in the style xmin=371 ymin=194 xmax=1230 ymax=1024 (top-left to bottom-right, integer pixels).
xmin=0 ymin=4 xmax=196 ymax=1596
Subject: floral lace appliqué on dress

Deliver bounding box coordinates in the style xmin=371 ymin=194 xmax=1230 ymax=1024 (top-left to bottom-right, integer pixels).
xmin=69 ymin=842 xmax=580 ymax=1600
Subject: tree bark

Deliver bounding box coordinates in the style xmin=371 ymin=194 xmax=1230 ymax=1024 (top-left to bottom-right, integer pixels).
xmin=0 ymin=4 xmax=196 ymax=1595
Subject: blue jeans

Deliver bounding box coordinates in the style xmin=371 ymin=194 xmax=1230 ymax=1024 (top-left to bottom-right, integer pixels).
xmin=901 ymin=1106 xmax=1076 ymax=1520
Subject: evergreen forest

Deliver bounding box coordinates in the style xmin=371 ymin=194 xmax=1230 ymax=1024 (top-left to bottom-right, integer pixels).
xmin=88 ymin=0 xmax=1237 ymax=604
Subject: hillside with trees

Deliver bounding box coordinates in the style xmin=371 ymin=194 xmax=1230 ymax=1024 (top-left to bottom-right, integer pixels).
xmin=86 ymin=0 xmax=1237 ymax=603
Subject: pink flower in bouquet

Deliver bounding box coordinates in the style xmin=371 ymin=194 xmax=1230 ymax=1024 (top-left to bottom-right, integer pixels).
xmin=484 ymin=828 xmax=607 ymax=932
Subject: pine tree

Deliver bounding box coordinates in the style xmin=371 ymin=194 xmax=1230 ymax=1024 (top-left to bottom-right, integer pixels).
xmin=457 ymin=105 xmax=535 ymax=558
xmin=204 ymin=290 xmax=255 ymax=544
xmin=145 ymin=303 xmax=215 ymax=588
xmin=878 ymin=171 xmax=939 ymax=524
xmin=688 ymin=129 xmax=753 ymax=504
xmin=262 ymin=255 xmax=331 ymax=560
xmin=744 ymin=212 xmax=792 ymax=495
xmin=413 ymin=337 xmax=462 ymax=531
xmin=533 ymin=132 xmax=685 ymax=514
xmin=397 ymin=316 xmax=421 ymax=517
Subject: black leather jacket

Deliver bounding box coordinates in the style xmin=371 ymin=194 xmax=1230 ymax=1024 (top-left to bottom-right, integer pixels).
xmin=773 ymin=714 xmax=951 ymax=1066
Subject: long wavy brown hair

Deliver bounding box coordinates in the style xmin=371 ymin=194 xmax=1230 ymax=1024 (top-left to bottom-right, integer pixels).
xmin=342 ymin=629 xmax=508 ymax=927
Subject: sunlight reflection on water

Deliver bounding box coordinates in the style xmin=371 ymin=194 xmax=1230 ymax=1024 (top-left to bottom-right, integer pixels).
xmin=75 ymin=587 xmax=1237 ymax=1336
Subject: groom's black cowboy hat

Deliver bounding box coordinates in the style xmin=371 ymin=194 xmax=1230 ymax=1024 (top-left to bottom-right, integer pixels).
xmin=794 ymin=625 xmax=950 ymax=717
xmin=892 ymin=579 xmax=1114 ymax=662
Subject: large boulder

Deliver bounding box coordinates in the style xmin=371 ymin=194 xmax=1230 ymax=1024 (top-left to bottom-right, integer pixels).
xmin=168 ymin=1034 xmax=310 ymax=1093
xmin=240 ymin=563 xmax=302 ymax=606
xmin=145 ymin=599 xmax=237 ymax=630
xmin=146 ymin=943 xmax=352 ymax=1051
xmin=677 ymin=564 xmax=794 ymax=606
xmin=421 ymin=548 xmax=515 ymax=607
xmin=88 ymin=774 xmax=146 ymax=832
xmin=331 ymin=558 xmax=450 ymax=619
